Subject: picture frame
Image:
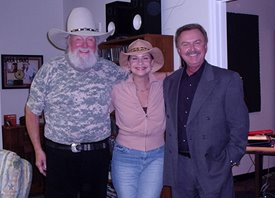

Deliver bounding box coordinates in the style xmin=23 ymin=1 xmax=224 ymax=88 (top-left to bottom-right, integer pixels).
xmin=1 ymin=54 xmax=43 ymax=89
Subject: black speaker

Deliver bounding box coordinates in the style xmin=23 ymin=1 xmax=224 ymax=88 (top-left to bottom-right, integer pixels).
xmin=105 ymin=0 xmax=161 ymax=40
xmin=227 ymin=12 xmax=261 ymax=113
xmin=106 ymin=1 xmax=133 ymax=40
xmin=131 ymin=0 xmax=161 ymax=35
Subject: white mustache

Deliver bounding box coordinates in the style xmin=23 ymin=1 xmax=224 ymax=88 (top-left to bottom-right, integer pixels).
xmin=77 ymin=48 xmax=91 ymax=54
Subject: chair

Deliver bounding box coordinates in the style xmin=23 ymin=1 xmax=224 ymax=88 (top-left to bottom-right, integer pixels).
xmin=0 ymin=149 xmax=32 ymax=198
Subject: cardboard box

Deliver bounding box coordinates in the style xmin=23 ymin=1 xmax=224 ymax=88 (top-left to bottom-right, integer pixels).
xmin=4 ymin=114 xmax=17 ymax=126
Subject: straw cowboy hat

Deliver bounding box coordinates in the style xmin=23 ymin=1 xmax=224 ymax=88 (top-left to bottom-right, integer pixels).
xmin=119 ymin=39 xmax=164 ymax=72
xmin=48 ymin=7 xmax=114 ymax=50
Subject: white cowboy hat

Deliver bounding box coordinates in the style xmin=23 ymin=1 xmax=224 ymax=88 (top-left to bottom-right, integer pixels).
xmin=119 ymin=39 xmax=164 ymax=73
xmin=48 ymin=7 xmax=114 ymax=50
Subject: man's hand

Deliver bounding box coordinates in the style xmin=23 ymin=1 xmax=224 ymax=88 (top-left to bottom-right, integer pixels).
xmin=35 ymin=149 xmax=47 ymax=176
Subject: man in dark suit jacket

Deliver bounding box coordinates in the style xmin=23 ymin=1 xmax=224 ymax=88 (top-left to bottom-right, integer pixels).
xmin=163 ymin=23 xmax=249 ymax=198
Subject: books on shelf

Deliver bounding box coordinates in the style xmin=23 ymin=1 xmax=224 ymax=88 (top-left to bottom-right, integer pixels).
xmin=247 ymin=131 xmax=274 ymax=147
xmin=248 ymin=135 xmax=271 ymax=141
xmin=98 ymin=45 xmax=128 ymax=63
xmin=248 ymin=129 xmax=273 ymax=136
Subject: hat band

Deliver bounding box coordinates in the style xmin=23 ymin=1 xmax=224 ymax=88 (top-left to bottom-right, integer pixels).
xmin=128 ymin=47 xmax=150 ymax=53
xmin=70 ymin=28 xmax=97 ymax=33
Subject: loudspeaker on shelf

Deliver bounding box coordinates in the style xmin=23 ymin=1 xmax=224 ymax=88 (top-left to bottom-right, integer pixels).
xmin=106 ymin=2 xmax=133 ymax=40
xmin=105 ymin=0 xmax=161 ymax=40
xmin=130 ymin=0 xmax=161 ymax=35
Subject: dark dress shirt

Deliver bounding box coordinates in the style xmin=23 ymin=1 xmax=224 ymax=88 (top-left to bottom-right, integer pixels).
xmin=178 ymin=62 xmax=205 ymax=154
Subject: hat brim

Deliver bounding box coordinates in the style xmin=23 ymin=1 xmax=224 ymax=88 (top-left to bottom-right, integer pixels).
xmin=48 ymin=28 xmax=114 ymax=50
xmin=119 ymin=47 xmax=164 ymax=73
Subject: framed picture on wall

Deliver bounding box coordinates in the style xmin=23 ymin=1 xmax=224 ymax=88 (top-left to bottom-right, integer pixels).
xmin=1 ymin=54 xmax=43 ymax=89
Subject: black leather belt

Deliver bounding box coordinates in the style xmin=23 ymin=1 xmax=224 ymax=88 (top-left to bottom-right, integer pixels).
xmin=179 ymin=151 xmax=191 ymax=158
xmin=45 ymin=138 xmax=108 ymax=153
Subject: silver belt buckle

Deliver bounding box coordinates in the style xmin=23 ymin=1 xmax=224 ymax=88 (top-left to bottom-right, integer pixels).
xmin=71 ymin=143 xmax=81 ymax=153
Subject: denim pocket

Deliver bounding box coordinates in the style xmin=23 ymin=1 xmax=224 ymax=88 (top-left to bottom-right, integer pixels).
xmin=113 ymin=143 xmax=130 ymax=153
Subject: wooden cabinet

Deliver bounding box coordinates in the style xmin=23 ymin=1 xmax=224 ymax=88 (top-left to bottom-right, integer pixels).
xmin=2 ymin=125 xmax=44 ymax=195
xmin=99 ymin=34 xmax=174 ymax=72
xmin=161 ymin=186 xmax=172 ymax=198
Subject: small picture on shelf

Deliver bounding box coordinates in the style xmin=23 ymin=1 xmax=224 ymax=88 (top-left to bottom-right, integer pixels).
xmin=4 ymin=114 xmax=17 ymax=126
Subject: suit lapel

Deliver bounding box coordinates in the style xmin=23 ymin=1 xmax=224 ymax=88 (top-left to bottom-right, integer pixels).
xmin=187 ymin=64 xmax=216 ymax=124
xmin=166 ymin=69 xmax=184 ymax=133
xmin=170 ymin=68 xmax=184 ymax=115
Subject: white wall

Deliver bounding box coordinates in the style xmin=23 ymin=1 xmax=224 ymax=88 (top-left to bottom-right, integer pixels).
xmin=0 ymin=0 xmax=65 ymax=149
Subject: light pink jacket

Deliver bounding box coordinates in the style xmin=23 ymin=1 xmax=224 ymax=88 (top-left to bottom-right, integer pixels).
xmin=111 ymin=73 xmax=166 ymax=151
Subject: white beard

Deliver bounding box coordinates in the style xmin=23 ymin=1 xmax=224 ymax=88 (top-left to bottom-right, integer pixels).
xmin=68 ymin=48 xmax=98 ymax=72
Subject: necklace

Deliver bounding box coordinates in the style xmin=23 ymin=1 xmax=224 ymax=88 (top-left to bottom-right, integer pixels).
xmin=133 ymin=76 xmax=150 ymax=92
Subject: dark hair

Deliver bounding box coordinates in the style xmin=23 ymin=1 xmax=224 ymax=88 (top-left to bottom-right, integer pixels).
xmin=175 ymin=23 xmax=208 ymax=48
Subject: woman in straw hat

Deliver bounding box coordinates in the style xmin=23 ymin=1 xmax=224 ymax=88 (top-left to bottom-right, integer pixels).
xmin=110 ymin=39 xmax=167 ymax=198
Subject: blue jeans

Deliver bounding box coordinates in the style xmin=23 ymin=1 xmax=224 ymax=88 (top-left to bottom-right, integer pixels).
xmin=111 ymin=143 xmax=164 ymax=198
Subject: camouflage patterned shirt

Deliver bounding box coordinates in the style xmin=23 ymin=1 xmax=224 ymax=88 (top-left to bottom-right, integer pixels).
xmin=26 ymin=55 xmax=127 ymax=144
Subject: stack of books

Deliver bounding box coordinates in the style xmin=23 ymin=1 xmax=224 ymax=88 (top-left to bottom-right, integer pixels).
xmin=247 ymin=129 xmax=274 ymax=147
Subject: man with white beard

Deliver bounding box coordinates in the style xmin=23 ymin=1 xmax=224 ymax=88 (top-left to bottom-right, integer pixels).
xmin=25 ymin=7 xmax=128 ymax=198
